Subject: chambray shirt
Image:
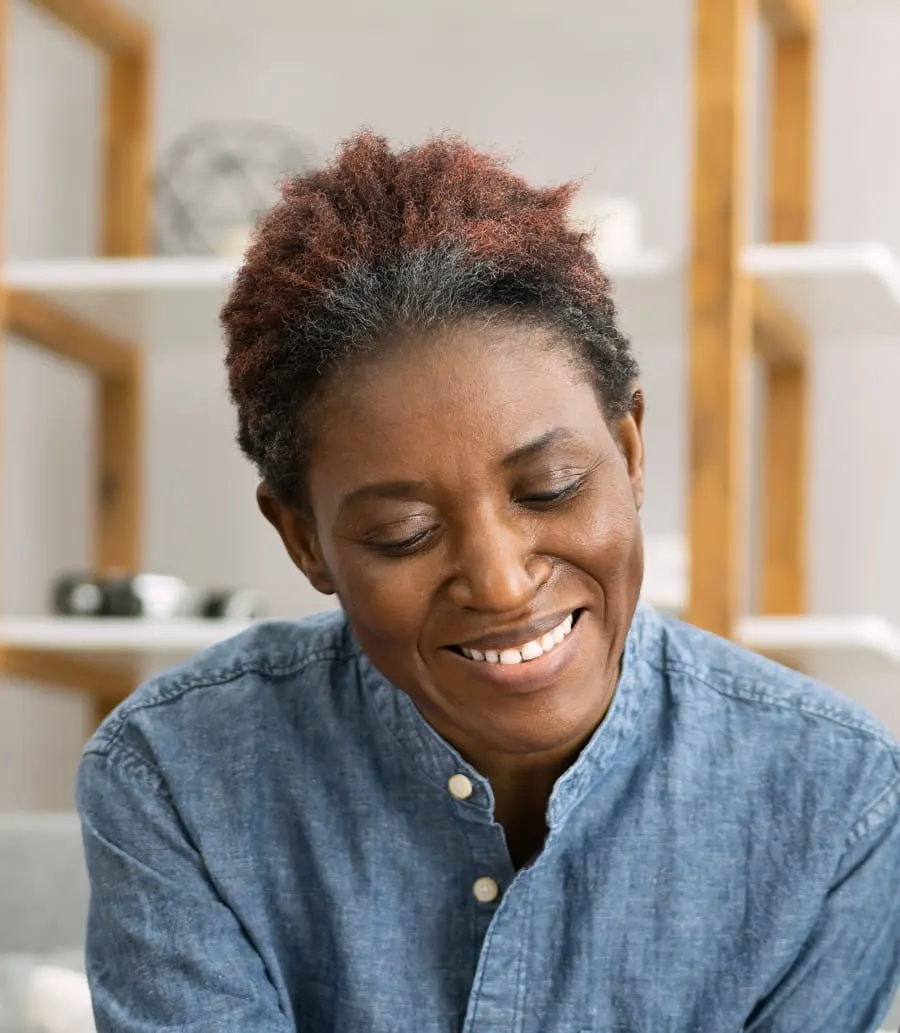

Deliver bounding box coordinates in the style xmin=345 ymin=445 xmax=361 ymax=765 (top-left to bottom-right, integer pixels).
xmin=77 ymin=603 xmax=900 ymax=1033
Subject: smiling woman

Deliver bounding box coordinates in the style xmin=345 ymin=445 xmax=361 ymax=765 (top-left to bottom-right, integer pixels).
xmin=75 ymin=133 xmax=900 ymax=1033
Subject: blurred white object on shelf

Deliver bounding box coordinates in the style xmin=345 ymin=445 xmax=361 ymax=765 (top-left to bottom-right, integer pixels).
xmin=569 ymin=194 xmax=643 ymax=264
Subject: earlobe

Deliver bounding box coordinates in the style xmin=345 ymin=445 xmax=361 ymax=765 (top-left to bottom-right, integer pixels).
xmin=256 ymin=482 xmax=337 ymax=596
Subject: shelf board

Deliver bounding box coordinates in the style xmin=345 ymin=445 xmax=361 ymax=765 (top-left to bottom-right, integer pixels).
xmin=7 ymin=243 xmax=900 ymax=350
xmin=3 ymin=257 xmax=237 ymax=348
xmin=737 ymin=613 xmax=900 ymax=667
xmin=742 ymin=243 xmax=900 ymax=340
xmin=2 ymin=252 xmax=680 ymax=349
xmin=0 ymin=616 xmax=253 ymax=654
xmin=0 ymin=607 xmax=898 ymax=670
xmin=3 ymin=257 xmax=236 ymax=292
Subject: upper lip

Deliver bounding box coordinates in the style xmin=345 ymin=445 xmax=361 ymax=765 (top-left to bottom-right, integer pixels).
xmin=447 ymin=609 xmax=579 ymax=653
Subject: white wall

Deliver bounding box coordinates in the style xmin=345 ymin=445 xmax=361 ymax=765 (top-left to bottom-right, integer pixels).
xmin=3 ymin=0 xmax=899 ymax=808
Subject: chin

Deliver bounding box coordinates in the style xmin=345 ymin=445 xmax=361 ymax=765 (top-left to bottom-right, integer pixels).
xmin=433 ymin=668 xmax=615 ymax=763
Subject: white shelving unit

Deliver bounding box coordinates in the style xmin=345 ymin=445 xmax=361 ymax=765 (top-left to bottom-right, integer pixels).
xmin=743 ymin=243 xmax=900 ymax=340
xmin=1 ymin=533 xmax=898 ymax=670
xmin=9 ymin=241 xmax=900 ymax=347
xmin=3 ymin=257 xmax=236 ymax=348
xmin=3 ymin=244 xmax=900 ymax=673
xmin=737 ymin=614 xmax=900 ymax=668
xmin=641 ymin=537 xmax=900 ymax=668
xmin=0 ymin=616 xmax=254 ymax=654
xmin=3 ymin=251 xmax=682 ymax=347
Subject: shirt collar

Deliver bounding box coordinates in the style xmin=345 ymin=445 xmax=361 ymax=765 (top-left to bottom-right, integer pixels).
xmin=357 ymin=603 xmax=660 ymax=825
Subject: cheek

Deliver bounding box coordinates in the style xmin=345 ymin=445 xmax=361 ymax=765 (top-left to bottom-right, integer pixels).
xmin=557 ymin=479 xmax=641 ymax=571
xmin=331 ymin=553 xmax=435 ymax=647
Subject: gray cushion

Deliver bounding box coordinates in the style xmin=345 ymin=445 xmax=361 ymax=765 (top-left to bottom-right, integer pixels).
xmin=0 ymin=814 xmax=88 ymax=954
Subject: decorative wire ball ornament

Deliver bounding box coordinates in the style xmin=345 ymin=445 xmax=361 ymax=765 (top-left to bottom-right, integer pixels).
xmin=154 ymin=121 xmax=312 ymax=256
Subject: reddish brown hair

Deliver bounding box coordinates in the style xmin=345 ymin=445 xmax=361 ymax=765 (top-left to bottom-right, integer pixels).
xmin=222 ymin=131 xmax=637 ymax=508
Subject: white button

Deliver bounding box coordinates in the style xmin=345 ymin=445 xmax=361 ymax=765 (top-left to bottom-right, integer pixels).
xmin=448 ymin=774 xmax=473 ymax=800
xmin=472 ymin=876 xmax=500 ymax=904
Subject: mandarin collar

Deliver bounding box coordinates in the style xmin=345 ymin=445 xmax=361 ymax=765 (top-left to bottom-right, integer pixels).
xmin=358 ymin=603 xmax=658 ymax=827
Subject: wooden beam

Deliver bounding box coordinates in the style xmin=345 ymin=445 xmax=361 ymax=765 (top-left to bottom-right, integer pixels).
xmin=103 ymin=42 xmax=152 ymax=255
xmin=769 ymin=34 xmax=815 ymax=240
xmin=760 ymin=364 xmax=808 ymax=613
xmin=687 ymin=0 xmax=752 ymax=638
xmin=95 ymin=20 xmax=150 ymax=574
xmin=759 ymin=0 xmax=815 ymax=40
xmin=6 ymin=288 xmax=134 ymax=376
xmin=28 ymin=0 xmax=147 ymax=56
xmin=752 ymin=279 xmax=808 ymax=367
xmin=1 ymin=0 xmax=7 ymax=617
xmin=0 ymin=647 xmax=135 ymax=702
xmin=96 ymin=352 xmax=142 ymax=572
xmin=760 ymin=28 xmax=814 ymax=617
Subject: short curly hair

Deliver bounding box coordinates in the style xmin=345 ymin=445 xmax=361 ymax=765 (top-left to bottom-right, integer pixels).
xmin=221 ymin=131 xmax=638 ymax=510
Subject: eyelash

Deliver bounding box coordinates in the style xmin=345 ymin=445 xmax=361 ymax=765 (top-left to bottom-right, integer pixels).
xmin=369 ymin=479 xmax=586 ymax=558
xmin=370 ymin=528 xmax=435 ymax=558
xmin=518 ymin=479 xmax=584 ymax=507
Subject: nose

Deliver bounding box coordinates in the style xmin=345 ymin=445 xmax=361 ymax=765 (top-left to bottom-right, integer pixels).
xmin=446 ymin=507 xmax=552 ymax=612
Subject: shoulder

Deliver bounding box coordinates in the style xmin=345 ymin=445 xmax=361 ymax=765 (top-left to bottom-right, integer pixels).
xmin=83 ymin=608 xmax=361 ymax=764
xmin=650 ymin=608 xmax=896 ymax=746
xmin=640 ymin=607 xmax=900 ymax=840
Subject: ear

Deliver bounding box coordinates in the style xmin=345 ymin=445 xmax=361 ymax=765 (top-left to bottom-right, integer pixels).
xmin=256 ymin=482 xmax=336 ymax=596
xmin=616 ymin=385 xmax=645 ymax=511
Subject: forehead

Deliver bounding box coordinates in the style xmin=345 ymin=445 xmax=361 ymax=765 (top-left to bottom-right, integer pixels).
xmin=307 ymin=327 xmax=606 ymax=502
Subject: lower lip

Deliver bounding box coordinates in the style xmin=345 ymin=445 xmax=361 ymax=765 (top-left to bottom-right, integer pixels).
xmin=442 ymin=613 xmax=585 ymax=695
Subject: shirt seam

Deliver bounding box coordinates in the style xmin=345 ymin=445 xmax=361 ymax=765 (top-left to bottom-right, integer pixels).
xmin=81 ymin=741 xmax=172 ymax=804
xmin=85 ymin=646 xmax=358 ymax=762
xmin=845 ymin=771 xmax=900 ymax=848
xmin=660 ymin=657 xmax=900 ymax=753
xmin=659 ymin=656 xmax=900 ymax=846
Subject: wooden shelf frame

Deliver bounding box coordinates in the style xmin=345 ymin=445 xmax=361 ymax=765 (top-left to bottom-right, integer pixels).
xmin=1 ymin=0 xmax=893 ymax=719
xmin=688 ymin=0 xmax=816 ymax=639
xmin=1 ymin=0 xmax=153 ymax=714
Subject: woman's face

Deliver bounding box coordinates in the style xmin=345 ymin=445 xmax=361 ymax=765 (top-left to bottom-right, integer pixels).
xmin=263 ymin=325 xmax=645 ymax=761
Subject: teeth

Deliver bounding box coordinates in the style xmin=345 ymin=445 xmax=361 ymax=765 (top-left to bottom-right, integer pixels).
xmin=520 ymin=640 xmax=543 ymax=661
xmin=458 ymin=612 xmax=578 ymax=665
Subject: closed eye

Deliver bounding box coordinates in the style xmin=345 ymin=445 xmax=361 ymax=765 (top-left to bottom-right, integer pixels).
xmin=367 ymin=527 xmax=436 ymax=557
xmin=518 ymin=479 xmax=585 ymax=507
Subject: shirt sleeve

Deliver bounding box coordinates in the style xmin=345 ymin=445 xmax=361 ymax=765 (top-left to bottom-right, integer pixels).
xmin=77 ymin=745 xmax=294 ymax=1033
xmin=745 ymin=764 xmax=900 ymax=1033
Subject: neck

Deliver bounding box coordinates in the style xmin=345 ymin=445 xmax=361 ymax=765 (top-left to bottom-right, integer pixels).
xmin=466 ymin=740 xmax=583 ymax=869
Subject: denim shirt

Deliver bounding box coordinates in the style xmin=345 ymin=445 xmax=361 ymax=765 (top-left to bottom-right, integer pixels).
xmin=77 ymin=603 xmax=900 ymax=1033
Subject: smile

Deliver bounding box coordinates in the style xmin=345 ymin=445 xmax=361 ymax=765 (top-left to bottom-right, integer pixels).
xmin=444 ymin=609 xmax=585 ymax=694
xmin=457 ymin=611 xmax=577 ymax=665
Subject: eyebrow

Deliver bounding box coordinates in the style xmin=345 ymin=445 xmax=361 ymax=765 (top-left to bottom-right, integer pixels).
xmin=500 ymin=427 xmax=579 ymax=468
xmin=339 ymin=479 xmax=431 ymax=511
xmin=338 ymin=427 xmax=579 ymax=511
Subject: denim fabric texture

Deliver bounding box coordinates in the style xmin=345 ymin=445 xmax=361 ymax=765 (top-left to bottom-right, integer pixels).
xmin=77 ymin=603 xmax=900 ymax=1032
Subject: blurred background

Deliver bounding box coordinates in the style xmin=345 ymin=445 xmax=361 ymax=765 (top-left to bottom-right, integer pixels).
xmin=1 ymin=0 xmax=899 ymax=814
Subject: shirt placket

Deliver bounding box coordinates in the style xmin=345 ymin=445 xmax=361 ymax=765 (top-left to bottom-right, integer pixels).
xmin=455 ymin=808 xmax=531 ymax=1033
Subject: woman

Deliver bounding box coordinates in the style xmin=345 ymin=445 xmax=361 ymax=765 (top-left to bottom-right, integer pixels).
xmin=77 ymin=133 xmax=900 ymax=1032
